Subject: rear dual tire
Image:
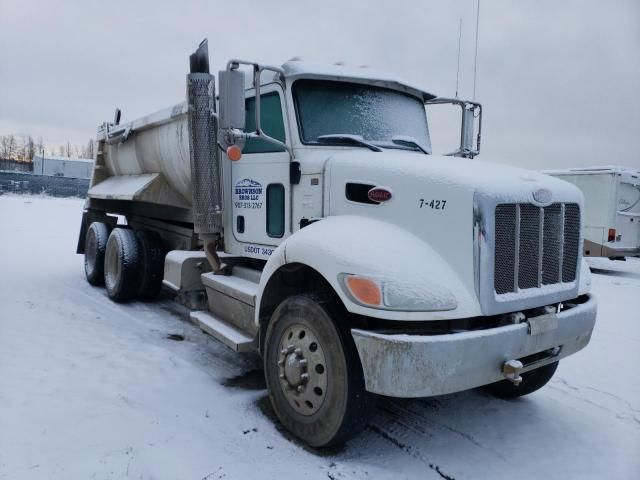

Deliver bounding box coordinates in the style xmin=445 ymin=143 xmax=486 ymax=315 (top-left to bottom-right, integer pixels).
xmin=84 ymin=222 xmax=164 ymax=302
xmin=104 ymin=228 xmax=141 ymax=302
xmin=136 ymin=230 xmax=164 ymax=300
xmin=84 ymin=222 xmax=110 ymax=286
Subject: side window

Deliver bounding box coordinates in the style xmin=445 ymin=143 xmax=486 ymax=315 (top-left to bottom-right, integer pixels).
xmin=266 ymin=184 xmax=285 ymax=237
xmin=244 ymin=92 xmax=286 ymax=154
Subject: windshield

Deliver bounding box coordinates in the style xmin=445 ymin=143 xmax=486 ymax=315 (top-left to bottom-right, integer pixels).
xmin=292 ymin=79 xmax=431 ymax=150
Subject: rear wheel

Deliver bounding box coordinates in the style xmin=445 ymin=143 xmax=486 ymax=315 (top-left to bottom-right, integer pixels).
xmin=264 ymin=293 xmax=372 ymax=448
xmin=84 ymin=222 xmax=110 ymax=286
xmin=136 ymin=230 xmax=165 ymax=301
xmin=104 ymin=228 xmax=141 ymax=302
xmin=483 ymin=361 xmax=559 ymax=399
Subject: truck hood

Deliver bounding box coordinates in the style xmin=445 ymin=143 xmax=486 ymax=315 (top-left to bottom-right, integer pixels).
xmin=324 ymin=151 xmax=584 ymax=314
xmin=325 ymin=151 xmax=578 ymax=201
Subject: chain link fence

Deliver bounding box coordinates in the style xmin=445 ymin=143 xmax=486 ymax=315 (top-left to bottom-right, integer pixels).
xmin=0 ymin=159 xmax=33 ymax=173
xmin=0 ymin=171 xmax=89 ymax=198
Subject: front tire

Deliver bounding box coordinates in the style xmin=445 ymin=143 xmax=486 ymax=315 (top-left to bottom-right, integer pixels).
xmin=104 ymin=228 xmax=141 ymax=302
xmin=483 ymin=361 xmax=559 ymax=399
xmin=264 ymin=294 xmax=372 ymax=448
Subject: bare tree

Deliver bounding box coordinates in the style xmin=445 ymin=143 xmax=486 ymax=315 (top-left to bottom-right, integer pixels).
xmin=58 ymin=145 xmax=65 ymax=157
xmin=6 ymin=135 xmax=17 ymax=160
xmin=16 ymin=135 xmax=30 ymax=161
xmin=86 ymin=139 xmax=95 ymax=159
xmin=27 ymin=136 xmax=35 ymax=161
xmin=19 ymin=136 xmax=27 ymax=161
xmin=65 ymin=141 xmax=72 ymax=158
xmin=36 ymin=137 xmax=45 ymax=159
xmin=0 ymin=136 xmax=8 ymax=158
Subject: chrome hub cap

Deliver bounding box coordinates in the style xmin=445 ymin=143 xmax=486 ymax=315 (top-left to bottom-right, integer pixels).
xmin=277 ymin=324 xmax=328 ymax=415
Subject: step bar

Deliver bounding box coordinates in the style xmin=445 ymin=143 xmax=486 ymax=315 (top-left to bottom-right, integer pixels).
xmin=190 ymin=310 xmax=256 ymax=352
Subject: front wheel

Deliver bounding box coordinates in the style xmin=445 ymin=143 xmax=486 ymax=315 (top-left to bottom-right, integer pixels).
xmin=483 ymin=361 xmax=559 ymax=399
xmin=264 ymin=294 xmax=372 ymax=448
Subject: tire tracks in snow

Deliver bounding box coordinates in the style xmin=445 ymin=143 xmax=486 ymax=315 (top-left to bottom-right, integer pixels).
xmin=375 ymin=397 xmax=507 ymax=461
xmin=549 ymin=378 xmax=640 ymax=428
xmin=365 ymin=423 xmax=455 ymax=480
xmin=356 ymin=395 xmax=512 ymax=480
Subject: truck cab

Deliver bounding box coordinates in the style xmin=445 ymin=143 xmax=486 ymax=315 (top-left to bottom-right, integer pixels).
xmin=224 ymin=60 xmax=453 ymax=260
xmin=78 ymin=41 xmax=597 ymax=448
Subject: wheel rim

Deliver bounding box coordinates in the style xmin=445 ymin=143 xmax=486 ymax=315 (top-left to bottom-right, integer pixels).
xmin=104 ymin=237 xmax=121 ymax=291
xmin=277 ymin=323 xmax=328 ymax=416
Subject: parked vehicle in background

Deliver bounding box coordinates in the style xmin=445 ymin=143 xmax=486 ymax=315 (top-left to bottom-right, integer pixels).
xmin=76 ymin=40 xmax=597 ymax=447
xmin=544 ymin=166 xmax=640 ymax=259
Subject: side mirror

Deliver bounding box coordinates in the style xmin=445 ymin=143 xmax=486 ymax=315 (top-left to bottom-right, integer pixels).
xmin=218 ymin=69 xmax=245 ymax=130
xmin=460 ymin=102 xmax=480 ymax=157
xmin=426 ymin=98 xmax=481 ymax=158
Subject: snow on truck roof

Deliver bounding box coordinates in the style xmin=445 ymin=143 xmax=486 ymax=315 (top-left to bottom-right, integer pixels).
xmin=104 ymin=61 xmax=439 ymax=132
xmin=256 ymin=60 xmax=437 ymax=102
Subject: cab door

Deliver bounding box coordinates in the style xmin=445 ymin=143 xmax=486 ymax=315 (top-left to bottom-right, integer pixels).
xmin=231 ymin=84 xmax=290 ymax=256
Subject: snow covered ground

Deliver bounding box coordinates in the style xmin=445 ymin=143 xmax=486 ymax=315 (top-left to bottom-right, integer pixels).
xmin=0 ymin=195 xmax=638 ymax=480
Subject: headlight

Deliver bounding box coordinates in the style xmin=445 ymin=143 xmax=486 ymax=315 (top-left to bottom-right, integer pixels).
xmin=339 ymin=274 xmax=457 ymax=312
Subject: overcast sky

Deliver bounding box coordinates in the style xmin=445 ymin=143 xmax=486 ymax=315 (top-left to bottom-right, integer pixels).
xmin=0 ymin=0 xmax=638 ymax=169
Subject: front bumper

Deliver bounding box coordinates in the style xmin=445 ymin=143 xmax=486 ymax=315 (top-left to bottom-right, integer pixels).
xmin=351 ymin=294 xmax=597 ymax=398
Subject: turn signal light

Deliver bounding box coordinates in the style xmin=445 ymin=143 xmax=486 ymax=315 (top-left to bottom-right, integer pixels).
xmin=608 ymin=228 xmax=616 ymax=242
xmin=227 ymin=145 xmax=242 ymax=161
xmin=344 ymin=276 xmax=381 ymax=306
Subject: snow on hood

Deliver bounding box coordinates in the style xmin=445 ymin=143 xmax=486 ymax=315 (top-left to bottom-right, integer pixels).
xmin=324 ymin=150 xmax=582 ymax=202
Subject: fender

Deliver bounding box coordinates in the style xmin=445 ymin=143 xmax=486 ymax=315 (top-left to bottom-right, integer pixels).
xmin=255 ymin=215 xmax=481 ymax=325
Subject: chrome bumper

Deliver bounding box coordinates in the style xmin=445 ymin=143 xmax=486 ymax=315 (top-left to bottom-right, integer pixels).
xmin=351 ymin=294 xmax=597 ymax=398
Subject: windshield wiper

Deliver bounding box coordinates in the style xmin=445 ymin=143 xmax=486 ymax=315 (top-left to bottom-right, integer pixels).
xmin=317 ymin=134 xmax=383 ymax=152
xmin=391 ymin=135 xmax=431 ymax=155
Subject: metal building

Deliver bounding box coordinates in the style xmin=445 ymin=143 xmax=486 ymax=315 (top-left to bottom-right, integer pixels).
xmin=33 ymin=155 xmax=93 ymax=179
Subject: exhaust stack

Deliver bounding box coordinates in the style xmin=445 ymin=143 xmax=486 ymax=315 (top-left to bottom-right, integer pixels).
xmin=187 ymin=39 xmax=224 ymax=272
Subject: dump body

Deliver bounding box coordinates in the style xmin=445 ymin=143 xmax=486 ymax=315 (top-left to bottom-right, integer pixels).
xmin=92 ymin=103 xmax=193 ymax=209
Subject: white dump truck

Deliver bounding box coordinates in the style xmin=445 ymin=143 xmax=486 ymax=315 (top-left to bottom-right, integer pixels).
xmin=77 ymin=40 xmax=597 ymax=447
xmin=544 ymin=166 xmax=640 ymax=259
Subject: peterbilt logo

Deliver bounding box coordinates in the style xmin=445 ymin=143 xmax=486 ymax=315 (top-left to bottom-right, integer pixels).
xmin=532 ymin=188 xmax=552 ymax=205
xmin=368 ymin=186 xmax=393 ymax=203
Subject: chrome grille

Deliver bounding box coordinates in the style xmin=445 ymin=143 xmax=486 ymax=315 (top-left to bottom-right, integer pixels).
xmin=518 ymin=204 xmax=541 ymax=290
xmin=562 ymin=204 xmax=580 ymax=282
xmin=494 ymin=203 xmax=580 ymax=294
xmin=542 ymin=204 xmax=562 ymax=285
xmin=494 ymin=205 xmax=516 ymax=294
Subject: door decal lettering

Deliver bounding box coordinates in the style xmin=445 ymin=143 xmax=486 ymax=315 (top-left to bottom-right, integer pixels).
xmin=234 ymin=178 xmax=263 ymax=209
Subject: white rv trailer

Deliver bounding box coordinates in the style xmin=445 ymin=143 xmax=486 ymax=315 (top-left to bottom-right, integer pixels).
xmin=544 ymin=166 xmax=640 ymax=258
